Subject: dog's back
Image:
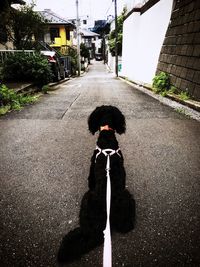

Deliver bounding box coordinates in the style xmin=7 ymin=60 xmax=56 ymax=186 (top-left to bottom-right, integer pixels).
xmin=57 ymin=106 xmax=135 ymax=264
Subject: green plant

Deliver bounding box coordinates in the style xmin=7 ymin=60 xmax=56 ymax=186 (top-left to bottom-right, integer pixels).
xmin=42 ymin=85 xmax=49 ymax=94
xmin=80 ymin=43 xmax=90 ymax=59
xmin=18 ymin=94 xmax=38 ymax=105
xmin=0 ymin=84 xmax=19 ymax=108
xmin=175 ymin=107 xmax=191 ymax=118
xmin=160 ymin=90 xmax=168 ymax=97
xmin=175 ymin=107 xmax=185 ymax=114
xmin=67 ymin=46 xmax=78 ymax=75
xmin=0 ymin=84 xmax=38 ymax=115
xmin=108 ymin=7 xmax=127 ymax=56
xmin=0 ymin=105 xmax=10 ymax=115
xmin=10 ymin=3 xmax=48 ymax=49
xmin=0 ymin=2 xmax=48 ymax=48
xmin=152 ymin=72 xmax=170 ymax=93
xmin=168 ymin=85 xmax=177 ymax=94
xmin=160 ymin=86 xmax=176 ymax=97
xmin=0 ymin=0 xmax=14 ymax=45
xmin=178 ymin=91 xmax=190 ymax=101
xmin=2 ymin=52 xmax=53 ymax=87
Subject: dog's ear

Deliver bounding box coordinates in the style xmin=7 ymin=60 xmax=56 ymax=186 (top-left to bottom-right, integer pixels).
xmin=88 ymin=106 xmax=102 ymax=134
xmin=111 ymin=106 xmax=126 ymax=134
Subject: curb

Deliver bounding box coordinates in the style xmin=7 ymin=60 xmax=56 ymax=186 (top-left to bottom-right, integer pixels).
xmin=119 ymin=76 xmax=200 ymax=122
xmin=140 ymin=83 xmax=200 ymax=113
xmin=5 ymin=66 xmax=89 ymax=93
xmin=165 ymin=93 xmax=200 ymax=112
xmin=15 ymin=83 xmax=34 ymax=93
xmin=5 ymin=78 xmax=71 ymax=94
xmin=4 ymin=83 xmax=35 ymax=94
xmin=48 ymin=77 xmax=70 ymax=87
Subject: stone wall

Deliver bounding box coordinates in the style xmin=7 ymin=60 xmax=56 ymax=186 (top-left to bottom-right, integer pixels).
xmin=157 ymin=0 xmax=200 ymax=100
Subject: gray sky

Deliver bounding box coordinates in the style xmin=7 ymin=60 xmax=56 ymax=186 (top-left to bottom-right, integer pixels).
xmin=24 ymin=0 xmax=125 ymax=20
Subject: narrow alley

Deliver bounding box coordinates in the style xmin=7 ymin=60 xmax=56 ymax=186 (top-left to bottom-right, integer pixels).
xmin=0 ymin=61 xmax=200 ymax=267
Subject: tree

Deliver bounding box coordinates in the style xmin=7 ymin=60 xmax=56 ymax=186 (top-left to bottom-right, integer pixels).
xmin=10 ymin=4 xmax=48 ymax=49
xmin=80 ymin=43 xmax=90 ymax=59
xmin=0 ymin=0 xmax=12 ymax=44
xmin=0 ymin=0 xmax=25 ymax=44
xmin=0 ymin=2 xmax=48 ymax=49
xmin=108 ymin=7 xmax=127 ymax=57
xmin=67 ymin=46 xmax=78 ymax=75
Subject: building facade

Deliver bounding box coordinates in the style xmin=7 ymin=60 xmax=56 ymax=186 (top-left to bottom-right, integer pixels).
xmin=38 ymin=9 xmax=75 ymax=55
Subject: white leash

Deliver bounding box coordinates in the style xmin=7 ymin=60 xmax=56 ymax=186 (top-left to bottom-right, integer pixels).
xmin=95 ymin=146 xmax=121 ymax=267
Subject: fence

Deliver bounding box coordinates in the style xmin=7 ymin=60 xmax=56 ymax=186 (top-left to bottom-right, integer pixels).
xmin=0 ymin=49 xmax=72 ymax=76
xmin=0 ymin=50 xmax=35 ymax=64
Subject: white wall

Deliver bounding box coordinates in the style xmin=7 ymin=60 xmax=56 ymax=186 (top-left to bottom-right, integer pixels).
xmin=80 ymin=15 xmax=95 ymax=29
xmin=121 ymin=0 xmax=174 ymax=84
xmin=107 ymin=52 xmax=115 ymax=72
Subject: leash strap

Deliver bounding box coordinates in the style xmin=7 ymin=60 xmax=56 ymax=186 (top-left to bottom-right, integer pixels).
xmin=95 ymin=146 xmax=121 ymax=267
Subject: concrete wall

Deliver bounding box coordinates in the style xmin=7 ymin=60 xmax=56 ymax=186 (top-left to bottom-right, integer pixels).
xmin=157 ymin=0 xmax=200 ymax=100
xmin=121 ymin=0 xmax=174 ymax=84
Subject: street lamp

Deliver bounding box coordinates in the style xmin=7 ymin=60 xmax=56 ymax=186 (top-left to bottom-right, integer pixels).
xmin=76 ymin=0 xmax=81 ymax=76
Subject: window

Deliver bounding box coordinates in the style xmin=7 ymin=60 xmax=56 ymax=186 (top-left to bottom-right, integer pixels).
xmin=50 ymin=28 xmax=59 ymax=42
xmin=66 ymin=30 xmax=70 ymax=41
xmin=83 ymin=20 xmax=87 ymax=25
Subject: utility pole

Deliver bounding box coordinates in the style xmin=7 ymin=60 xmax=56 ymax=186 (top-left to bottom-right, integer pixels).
xmin=114 ymin=0 xmax=118 ymax=77
xmin=76 ymin=0 xmax=81 ymax=76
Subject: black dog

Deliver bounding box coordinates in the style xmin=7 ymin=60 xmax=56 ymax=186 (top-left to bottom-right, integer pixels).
xmin=57 ymin=105 xmax=135 ymax=264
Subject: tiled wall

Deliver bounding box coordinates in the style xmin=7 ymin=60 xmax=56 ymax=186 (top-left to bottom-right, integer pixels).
xmin=157 ymin=0 xmax=200 ymax=100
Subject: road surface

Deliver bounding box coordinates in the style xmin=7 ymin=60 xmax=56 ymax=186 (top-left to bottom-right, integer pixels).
xmin=0 ymin=61 xmax=200 ymax=267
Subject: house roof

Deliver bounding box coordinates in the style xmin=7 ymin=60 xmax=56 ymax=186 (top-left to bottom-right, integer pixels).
xmin=80 ymin=29 xmax=99 ymax=37
xmin=38 ymin=9 xmax=75 ymax=27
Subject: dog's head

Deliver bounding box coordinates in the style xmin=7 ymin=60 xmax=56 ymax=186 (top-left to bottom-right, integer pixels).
xmin=88 ymin=105 xmax=126 ymax=135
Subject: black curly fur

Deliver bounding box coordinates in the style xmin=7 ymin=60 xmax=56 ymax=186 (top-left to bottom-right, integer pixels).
xmin=57 ymin=106 xmax=135 ymax=264
xmin=88 ymin=105 xmax=126 ymax=135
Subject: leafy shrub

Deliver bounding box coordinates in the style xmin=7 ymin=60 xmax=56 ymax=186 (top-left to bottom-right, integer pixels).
xmin=2 ymin=52 xmax=53 ymax=87
xmin=152 ymin=72 xmax=170 ymax=93
xmin=0 ymin=105 xmax=10 ymax=115
xmin=0 ymin=84 xmax=38 ymax=114
xmin=152 ymin=73 xmax=192 ymax=101
xmin=0 ymin=84 xmax=19 ymax=108
xmin=108 ymin=8 xmax=127 ymax=56
xmin=80 ymin=43 xmax=90 ymax=59
xmin=42 ymin=85 xmax=49 ymax=94
xmin=178 ymin=91 xmax=190 ymax=100
xmin=67 ymin=47 xmax=77 ymax=75
xmin=168 ymin=85 xmax=177 ymax=94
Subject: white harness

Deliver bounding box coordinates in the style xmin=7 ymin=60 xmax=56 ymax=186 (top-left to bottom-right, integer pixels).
xmin=95 ymin=145 xmax=121 ymax=267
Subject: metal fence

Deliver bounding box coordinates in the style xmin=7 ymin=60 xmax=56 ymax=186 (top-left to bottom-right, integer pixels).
xmin=0 ymin=50 xmax=35 ymax=64
xmin=0 ymin=49 xmax=72 ymax=76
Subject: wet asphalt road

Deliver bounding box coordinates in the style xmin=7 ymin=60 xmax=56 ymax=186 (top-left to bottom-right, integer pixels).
xmin=0 ymin=61 xmax=200 ymax=267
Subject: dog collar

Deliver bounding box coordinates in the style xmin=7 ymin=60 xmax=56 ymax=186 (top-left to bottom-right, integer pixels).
xmin=100 ymin=125 xmax=114 ymax=132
